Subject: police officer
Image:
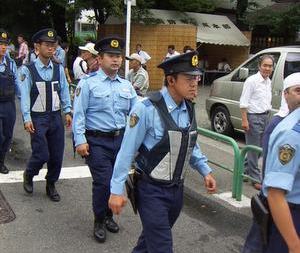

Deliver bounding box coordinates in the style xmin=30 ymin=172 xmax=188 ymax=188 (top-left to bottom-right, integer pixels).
xmin=19 ymin=28 xmax=72 ymax=202
xmin=0 ymin=29 xmax=19 ymax=174
xmin=109 ymin=51 xmax=217 ymax=253
xmin=72 ymin=36 xmax=137 ymax=243
xmin=262 ymin=72 xmax=300 ymax=253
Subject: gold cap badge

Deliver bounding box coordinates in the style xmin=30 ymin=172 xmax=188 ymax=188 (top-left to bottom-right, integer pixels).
xmin=191 ymin=55 xmax=198 ymax=66
xmin=48 ymin=31 xmax=54 ymax=37
xmin=2 ymin=33 xmax=7 ymax=39
xmin=111 ymin=40 xmax=119 ymax=48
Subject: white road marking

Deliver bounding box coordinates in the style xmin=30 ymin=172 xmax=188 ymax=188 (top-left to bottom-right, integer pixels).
xmin=0 ymin=166 xmax=91 ymax=184
xmin=0 ymin=167 xmax=251 ymax=208
xmin=213 ymin=192 xmax=251 ymax=208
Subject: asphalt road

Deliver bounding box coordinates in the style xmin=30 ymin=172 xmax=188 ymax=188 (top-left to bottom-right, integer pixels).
xmin=0 ymin=86 xmax=256 ymax=253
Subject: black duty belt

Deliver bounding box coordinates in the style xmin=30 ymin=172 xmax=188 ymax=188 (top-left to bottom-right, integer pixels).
xmin=86 ymin=128 xmax=125 ymax=137
xmin=248 ymin=111 xmax=270 ymax=115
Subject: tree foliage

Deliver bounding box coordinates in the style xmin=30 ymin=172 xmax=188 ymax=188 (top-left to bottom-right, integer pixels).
xmin=246 ymin=4 xmax=300 ymax=37
xmin=154 ymin=0 xmax=215 ymax=13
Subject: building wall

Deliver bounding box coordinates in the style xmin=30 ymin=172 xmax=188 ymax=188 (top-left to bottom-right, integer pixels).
xmin=99 ymin=24 xmax=197 ymax=90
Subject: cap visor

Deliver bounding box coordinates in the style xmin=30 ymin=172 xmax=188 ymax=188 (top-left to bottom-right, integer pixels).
xmin=182 ymin=70 xmax=202 ymax=75
xmin=125 ymin=56 xmax=133 ymax=60
xmin=79 ymin=46 xmax=87 ymax=50
xmin=103 ymin=50 xmax=122 ymax=55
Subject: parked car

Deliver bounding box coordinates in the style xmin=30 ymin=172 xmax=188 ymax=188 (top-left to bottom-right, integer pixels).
xmin=206 ymin=46 xmax=300 ymax=136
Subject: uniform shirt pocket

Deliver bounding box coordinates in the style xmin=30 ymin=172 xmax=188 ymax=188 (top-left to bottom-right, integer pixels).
xmin=91 ymin=89 xmax=110 ymax=110
xmin=116 ymin=91 xmax=134 ymax=111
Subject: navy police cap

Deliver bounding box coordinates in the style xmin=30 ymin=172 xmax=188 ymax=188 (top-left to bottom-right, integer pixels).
xmin=0 ymin=29 xmax=9 ymax=44
xmin=32 ymin=28 xmax=57 ymax=43
xmin=94 ymin=36 xmax=125 ymax=54
xmin=158 ymin=51 xmax=201 ymax=76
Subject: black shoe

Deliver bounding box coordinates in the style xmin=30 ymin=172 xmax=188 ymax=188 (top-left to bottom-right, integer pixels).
xmin=46 ymin=183 xmax=60 ymax=202
xmin=0 ymin=164 xmax=9 ymax=174
xmin=94 ymin=219 xmax=106 ymax=243
xmin=23 ymin=171 xmax=33 ymax=193
xmin=105 ymin=216 xmax=119 ymax=233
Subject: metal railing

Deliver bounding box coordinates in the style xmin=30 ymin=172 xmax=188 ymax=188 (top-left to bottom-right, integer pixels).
xmin=197 ymin=127 xmax=262 ymax=201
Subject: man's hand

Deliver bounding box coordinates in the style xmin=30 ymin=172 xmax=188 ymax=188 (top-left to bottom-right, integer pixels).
xmin=24 ymin=121 xmax=35 ymax=134
xmin=241 ymin=118 xmax=249 ymax=132
xmin=109 ymin=194 xmax=128 ymax=215
xmin=65 ymin=114 xmax=72 ymax=128
xmin=76 ymin=143 xmax=89 ymax=157
xmin=204 ymin=173 xmax=217 ymax=194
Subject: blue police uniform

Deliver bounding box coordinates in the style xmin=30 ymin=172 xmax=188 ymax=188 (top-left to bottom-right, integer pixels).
xmin=54 ymin=45 xmax=66 ymax=67
xmin=0 ymin=30 xmax=19 ymax=174
xmin=261 ymin=107 xmax=300 ymax=253
xmin=110 ymin=51 xmax=212 ymax=253
xmin=242 ymin=115 xmax=285 ymax=253
xmin=20 ymin=28 xmax=71 ymax=200
xmin=73 ymin=68 xmax=137 ymax=217
xmin=72 ymin=35 xmax=137 ymax=242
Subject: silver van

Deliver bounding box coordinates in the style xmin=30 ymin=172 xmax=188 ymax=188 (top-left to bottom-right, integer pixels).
xmin=205 ymin=46 xmax=300 ymax=135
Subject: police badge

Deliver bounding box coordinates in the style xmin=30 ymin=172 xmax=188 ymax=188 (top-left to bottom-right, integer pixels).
xmin=129 ymin=113 xmax=139 ymax=128
xmin=278 ymin=144 xmax=295 ymax=165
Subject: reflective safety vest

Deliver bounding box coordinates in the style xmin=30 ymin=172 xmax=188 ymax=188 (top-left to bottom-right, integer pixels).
xmin=136 ymin=92 xmax=198 ymax=186
xmin=0 ymin=56 xmax=15 ymax=102
xmin=27 ymin=62 xmax=61 ymax=113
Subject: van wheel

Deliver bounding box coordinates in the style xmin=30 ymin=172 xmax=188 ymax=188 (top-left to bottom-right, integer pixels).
xmin=211 ymin=106 xmax=234 ymax=136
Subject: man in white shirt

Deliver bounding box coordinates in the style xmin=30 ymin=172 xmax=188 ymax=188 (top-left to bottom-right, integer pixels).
xmin=73 ymin=42 xmax=98 ymax=81
xmin=126 ymin=53 xmax=149 ymax=97
xmin=136 ymin=43 xmax=151 ymax=69
xmin=239 ymin=54 xmax=274 ymax=190
xmin=164 ymin=45 xmax=180 ymax=61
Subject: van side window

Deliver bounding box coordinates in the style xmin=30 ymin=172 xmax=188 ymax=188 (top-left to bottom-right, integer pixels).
xmin=284 ymin=53 xmax=300 ymax=78
xmin=232 ymin=53 xmax=280 ymax=82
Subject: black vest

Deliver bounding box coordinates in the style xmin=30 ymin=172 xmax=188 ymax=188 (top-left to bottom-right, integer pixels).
xmin=26 ymin=62 xmax=61 ymax=113
xmin=0 ymin=56 xmax=15 ymax=102
xmin=136 ymin=92 xmax=198 ymax=185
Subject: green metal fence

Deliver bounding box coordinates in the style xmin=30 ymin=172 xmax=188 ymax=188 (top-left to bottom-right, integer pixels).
xmin=197 ymin=127 xmax=262 ymax=201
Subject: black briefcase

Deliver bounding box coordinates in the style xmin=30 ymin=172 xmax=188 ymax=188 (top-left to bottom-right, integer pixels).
xmin=251 ymin=194 xmax=270 ymax=245
xmin=125 ymin=169 xmax=138 ymax=214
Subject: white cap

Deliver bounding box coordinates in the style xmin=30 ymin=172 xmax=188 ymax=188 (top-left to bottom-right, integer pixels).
xmin=283 ymin=72 xmax=300 ymax=91
xmin=275 ymin=72 xmax=300 ymax=117
xmin=79 ymin=43 xmax=98 ymax=56
xmin=125 ymin=53 xmax=143 ymax=63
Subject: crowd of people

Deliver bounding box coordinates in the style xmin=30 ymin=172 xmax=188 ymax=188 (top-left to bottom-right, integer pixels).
xmin=0 ymin=26 xmax=299 ymax=253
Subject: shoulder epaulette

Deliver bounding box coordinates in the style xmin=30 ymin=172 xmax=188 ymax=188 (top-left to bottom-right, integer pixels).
xmin=292 ymin=121 xmax=300 ymax=133
xmin=142 ymin=98 xmax=152 ymax=107
xmin=82 ymin=72 xmax=97 ymax=79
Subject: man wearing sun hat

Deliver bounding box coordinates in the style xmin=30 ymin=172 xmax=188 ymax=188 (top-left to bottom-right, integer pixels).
xmin=19 ymin=28 xmax=72 ymax=202
xmin=72 ymin=35 xmax=137 ymax=243
xmin=73 ymin=42 xmax=99 ymax=81
xmin=109 ymin=51 xmax=217 ymax=253
xmin=0 ymin=29 xmax=19 ymax=174
xmin=126 ymin=53 xmax=149 ymax=97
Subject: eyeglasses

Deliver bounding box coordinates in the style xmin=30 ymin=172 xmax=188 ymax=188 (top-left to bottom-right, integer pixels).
xmin=181 ymin=74 xmax=201 ymax=82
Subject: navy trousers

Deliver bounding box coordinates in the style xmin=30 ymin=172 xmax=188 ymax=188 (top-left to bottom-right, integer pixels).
xmin=264 ymin=206 xmax=300 ymax=253
xmin=26 ymin=112 xmax=64 ymax=183
xmin=0 ymin=101 xmax=16 ymax=162
xmin=132 ymin=179 xmax=183 ymax=253
xmin=85 ymin=134 xmax=123 ymax=220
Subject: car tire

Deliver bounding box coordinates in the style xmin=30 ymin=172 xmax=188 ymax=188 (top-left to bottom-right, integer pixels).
xmin=211 ymin=106 xmax=234 ymax=136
